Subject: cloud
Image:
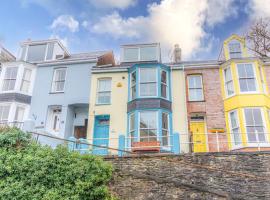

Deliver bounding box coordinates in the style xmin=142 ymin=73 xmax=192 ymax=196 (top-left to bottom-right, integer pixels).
xmin=51 ymin=15 xmax=79 ymax=33
xmin=91 ymin=0 xmax=236 ymax=60
xmin=89 ymin=0 xmax=137 ymax=10
xmin=248 ymin=0 xmax=270 ymax=19
xmin=92 ymin=12 xmax=146 ymax=38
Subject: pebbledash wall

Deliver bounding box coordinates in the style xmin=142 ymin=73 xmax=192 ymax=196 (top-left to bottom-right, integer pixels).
xmin=107 ymin=152 xmax=270 ymax=200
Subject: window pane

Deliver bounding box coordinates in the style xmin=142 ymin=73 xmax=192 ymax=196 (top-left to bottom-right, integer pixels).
xmin=239 ymin=79 xmax=248 ymax=92
xmin=140 ymin=129 xmax=148 ymax=142
xmin=227 ymin=81 xmax=234 ymax=95
xmin=131 ymin=86 xmax=136 ymax=100
xmin=232 ymin=128 xmax=241 ymax=145
xmin=97 ymin=92 xmax=111 ymax=104
xmin=238 ymin=64 xmax=256 ymax=92
xmin=15 ymin=107 xmax=25 ymax=122
xmin=224 ymin=68 xmax=232 ymax=81
xmin=0 ymin=105 xmax=10 ymax=122
xmin=140 ymin=83 xmax=157 ymax=96
xmin=5 ymin=67 xmax=18 ymax=79
xmin=46 ymin=43 xmax=54 ymax=60
xmin=140 ymin=112 xmax=157 ymax=129
xmin=189 ymin=89 xmax=203 ymax=101
xmin=247 ymin=79 xmax=256 ymax=91
xmin=230 ymin=112 xmax=237 ymax=128
xmin=161 ymin=84 xmax=167 ymax=98
xmin=99 ymin=79 xmax=111 ymax=92
xmin=27 ymin=44 xmax=47 ymax=62
xmin=129 ymin=114 xmax=135 ymax=131
xmin=140 ymin=46 xmax=157 ymax=61
xmin=52 ymin=69 xmax=66 ymax=92
xmin=161 ymin=71 xmax=167 ymax=83
xmin=162 ymin=113 xmax=168 ymax=129
xmin=140 ymin=68 xmax=156 ymax=82
xmin=253 ymin=109 xmax=263 ymax=125
xmin=123 ymin=48 xmax=138 ymax=62
xmin=237 ymin=64 xmax=246 ymax=78
xmin=131 ymin=72 xmax=136 ymax=86
xmin=244 ymin=109 xmax=253 ymax=125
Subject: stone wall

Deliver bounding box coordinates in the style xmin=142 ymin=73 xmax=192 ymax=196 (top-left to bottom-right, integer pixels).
xmin=106 ymin=152 xmax=270 ymax=200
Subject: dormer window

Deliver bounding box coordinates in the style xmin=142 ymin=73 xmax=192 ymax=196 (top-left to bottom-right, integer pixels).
xmin=27 ymin=44 xmax=47 ymax=62
xmin=228 ymin=41 xmax=242 ymax=59
xmin=121 ymin=44 xmax=160 ymax=63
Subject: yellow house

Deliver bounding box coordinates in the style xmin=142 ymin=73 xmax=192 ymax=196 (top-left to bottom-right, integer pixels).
xmin=219 ymin=34 xmax=270 ymax=151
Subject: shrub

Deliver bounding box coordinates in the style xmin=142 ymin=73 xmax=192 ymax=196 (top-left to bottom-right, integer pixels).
xmin=0 ymin=128 xmax=115 ymax=200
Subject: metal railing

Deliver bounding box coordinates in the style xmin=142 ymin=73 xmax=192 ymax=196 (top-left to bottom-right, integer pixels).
xmin=28 ymin=131 xmax=270 ymax=157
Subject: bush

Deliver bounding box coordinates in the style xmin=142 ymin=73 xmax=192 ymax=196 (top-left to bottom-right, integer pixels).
xmin=0 ymin=128 xmax=115 ymax=200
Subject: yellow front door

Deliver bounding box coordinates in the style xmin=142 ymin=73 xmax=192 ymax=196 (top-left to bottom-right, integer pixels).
xmin=190 ymin=122 xmax=207 ymax=152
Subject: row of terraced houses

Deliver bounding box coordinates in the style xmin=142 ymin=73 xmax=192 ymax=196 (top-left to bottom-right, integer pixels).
xmin=1 ymin=34 xmax=270 ymax=155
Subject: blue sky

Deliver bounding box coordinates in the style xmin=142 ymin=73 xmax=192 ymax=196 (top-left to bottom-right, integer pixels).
xmin=0 ymin=0 xmax=269 ymax=62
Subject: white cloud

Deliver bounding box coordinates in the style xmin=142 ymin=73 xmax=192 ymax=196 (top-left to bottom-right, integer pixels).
xmin=89 ymin=0 xmax=137 ymax=10
xmin=91 ymin=0 xmax=235 ymax=60
xmin=248 ymin=0 xmax=270 ymax=19
xmin=51 ymin=15 xmax=79 ymax=33
xmin=92 ymin=12 xmax=146 ymax=38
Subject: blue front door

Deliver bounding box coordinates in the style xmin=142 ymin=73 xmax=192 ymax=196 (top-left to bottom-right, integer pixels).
xmin=93 ymin=115 xmax=110 ymax=155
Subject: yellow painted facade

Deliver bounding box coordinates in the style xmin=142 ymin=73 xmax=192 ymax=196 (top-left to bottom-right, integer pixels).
xmin=87 ymin=71 xmax=128 ymax=153
xmin=220 ymin=35 xmax=270 ymax=150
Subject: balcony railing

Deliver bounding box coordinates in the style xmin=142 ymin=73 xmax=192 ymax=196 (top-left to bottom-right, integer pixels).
xmin=0 ymin=121 xmax=24 ymax=129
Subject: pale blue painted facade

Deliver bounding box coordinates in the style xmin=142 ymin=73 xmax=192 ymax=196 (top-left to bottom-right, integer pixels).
xmin=29 ymin=61 xmax=96 ymax=145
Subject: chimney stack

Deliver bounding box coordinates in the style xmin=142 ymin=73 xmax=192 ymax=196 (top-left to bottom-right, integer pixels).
xmin=173 ymin=44 xmax=181 ymax=63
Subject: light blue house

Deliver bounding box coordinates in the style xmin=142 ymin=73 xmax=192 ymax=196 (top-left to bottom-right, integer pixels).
xmin=17 ymin=39 xmax=114 ymax=146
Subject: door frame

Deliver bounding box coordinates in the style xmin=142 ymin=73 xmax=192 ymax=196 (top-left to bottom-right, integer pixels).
xmin=189 ymin=113 xmax=208 ymax=152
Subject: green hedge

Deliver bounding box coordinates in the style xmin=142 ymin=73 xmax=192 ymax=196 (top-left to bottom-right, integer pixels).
xmin=0 ymin=128 xmax=115 ymax=200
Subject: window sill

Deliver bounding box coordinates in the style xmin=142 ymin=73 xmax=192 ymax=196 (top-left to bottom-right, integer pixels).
xmin=95 ymin=103 xmax=111 ymax=106
xmin=49 ymin=92 xmax=64 ymax=94
xmin=188 ymin=100 xmax=205 ymax=103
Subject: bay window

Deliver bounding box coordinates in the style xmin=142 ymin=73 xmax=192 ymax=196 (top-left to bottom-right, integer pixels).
xmin=224 ymin=67 xmax=234 ymax=96
xmin=139 ymin=68 xmax=157 ymax=97
xmin=188 ymin=75 xmax=203 ymax=101
xmin=20 ymin=68 xmax=32 ymax=93
xmin=14 ymin=106 xmax=25 ymax=123
xmin=229 ymin=110 xmax=241 ymax=146
xmin=244 ymin=108 xmax=266 ymax=144
xmin=237 ymin=63 xmax=257 ymax=92
xmin=97 ymin=78 xmax=111 ymax=104
xmin=51 ymin=68 xmax=67 ymax=93
xmin=2 ymin=67 xmax=18 ymax=91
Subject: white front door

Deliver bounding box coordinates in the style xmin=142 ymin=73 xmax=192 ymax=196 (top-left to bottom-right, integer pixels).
xmin=51 ymin=109 xmax=61 ymax=134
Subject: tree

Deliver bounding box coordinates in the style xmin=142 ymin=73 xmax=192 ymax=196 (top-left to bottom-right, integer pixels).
xmin=246 ymin=18 xmax=270 ymax=58
xmin=0 ymin=128 xmax=115 ymax=200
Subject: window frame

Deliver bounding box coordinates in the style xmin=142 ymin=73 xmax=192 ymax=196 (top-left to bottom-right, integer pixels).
xmin=161 ymin=111 xmax=170 ymax=147
xmin=236 ymin=63 xmax=258 ymax=94
xmin=51 ymin=68 xmax=67 ymax=93
xmin=0 ymin=103 xmax=11 ymax=124
xmin=223 ymin=66 xmax=235 ymax=97
xmin=138 ymin=67 xmax=158 ymax=98
xmin=187 ymin=74 xmax=204 ymax=102
xmin=129 ymin=113 xmax=136 ymax=143
xmin=20 ymin=68 xmax=32 ymax=93
xmin=228 ymin=41 xmax=242 ymax=59
xmin=228 ymin=110 xmax=242 ymax=148
xmin=14 ymin=105 xmax=25 ymax=123
xmin=2 ymin=67 xmax=18 ymax=92
xmin=242 ymin=107 xmax=268 ymax=146
xmin=130 ymin=71 xmax=136 ymax=100
xmin=20 ymin=43 xmax=55 ymax=62
xmin=96 ymin=78 xmax=112 ymax=105
xmin=121 ymin=45 xmax=159 ymax=62
xmin=161 ymin=70 xmax=168 ymax=99
xmin=138 ymin=111 xmax=158 ymax=142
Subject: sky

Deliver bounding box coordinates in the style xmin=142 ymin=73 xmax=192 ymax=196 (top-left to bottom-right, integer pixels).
xmin=0 ymin=0 xmax=270 ymax=63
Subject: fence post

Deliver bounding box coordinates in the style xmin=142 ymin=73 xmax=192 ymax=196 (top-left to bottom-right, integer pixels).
xmin=79 ymin=138 xmax=89 ymax=154
xmin=173 ymin=132 xmax=180 ymax=154
xmin=118 ymin=135 xmax=125 ymax=157
xmin=68 ymin=137 xmax=76 ymax=151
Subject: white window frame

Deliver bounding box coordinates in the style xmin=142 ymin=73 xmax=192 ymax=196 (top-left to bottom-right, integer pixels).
xmin=138 ymin=67 xmax=158 ymax=98
xmin=242 ymin=107 xmax=269 ymax=147
xmin=187 ymin=75 xmax=204 ymax=101
xmin=20 ymin=43 xmax=55 ymax=62
xmin=138 ymin=111 xmax=158 ymax=142
xmin=51 ymin=68 xmax=67 ymax=93
xmin=96 ymin=78 xmax=112 ymax=105
xmin=20 ymin=68 xmax=32 ymax=93
xmin=228 ymin=110 xmax=242 ymax=148
xmin=228 ymin=41 xmax=242 ymax=59
xmin=223 ymin=66 xmax=235 ymax=97
xmin=161 ymin=70 xmax=168 ymax=99
xmin=121 ymin=45 xmax=159 ymax=62
xmin=14 ymin=105 xmax=26 ymax=123
xmin=129 ymin=113 xmax=136 ymax=143
xmin=130 ymin=71 xmax=136 ymax=101
xmin=161 ymin=112 xmax=170 ymax=148
xmin=236 ymin=63 xmax=258 ymax=94
xmin=0 ymin=103 xmax=11 ymax=124
xmin=2 ymin=67 xmax=18 ymax=92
